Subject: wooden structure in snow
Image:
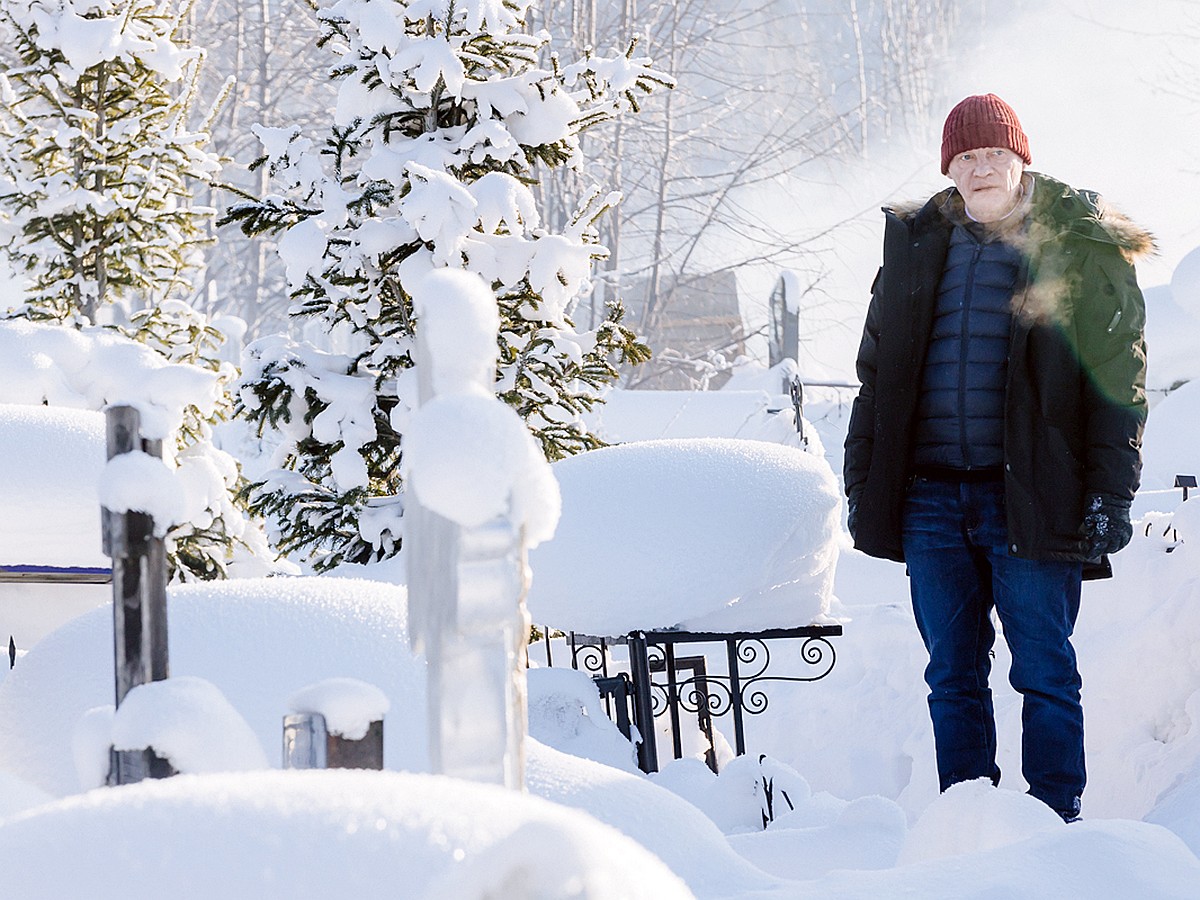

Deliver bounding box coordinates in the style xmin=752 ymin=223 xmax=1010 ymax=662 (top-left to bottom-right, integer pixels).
xmin=0 ymin=565 xmax=110 ymax=584
xmin=0 ymin=404 xmax=112 ymax=650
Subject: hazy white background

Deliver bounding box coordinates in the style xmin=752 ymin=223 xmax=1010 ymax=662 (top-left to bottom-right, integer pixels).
xmin=748 ymin=0 xmax=1199 ymax=379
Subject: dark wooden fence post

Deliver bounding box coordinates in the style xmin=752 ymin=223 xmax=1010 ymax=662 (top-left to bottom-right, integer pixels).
xmin=102 ymin=405 xmax=173 ymax=785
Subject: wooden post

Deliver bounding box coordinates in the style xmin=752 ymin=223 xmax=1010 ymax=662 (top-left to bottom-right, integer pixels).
xmin=767 ymin=274 xmax=800 ymax=371
xmin=328 ymin=720 xmax=384 ymax=769
xmin=103 ymin=405 xmax=173 ymax=785
xmin=282 ymin=713 xmax=384 ymax=770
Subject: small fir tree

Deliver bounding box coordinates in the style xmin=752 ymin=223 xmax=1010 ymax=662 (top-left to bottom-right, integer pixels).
xmin=0 ymin=0 xmax=222 ymax=324
xmin=224 ymin=0 xmax=670 ymax=569
xmin=0 ymin=0 xmax=268 ymax=580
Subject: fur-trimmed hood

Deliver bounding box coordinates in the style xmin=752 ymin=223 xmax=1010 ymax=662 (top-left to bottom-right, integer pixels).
xmin=884 ymin=172 xmax=1156 ymax=264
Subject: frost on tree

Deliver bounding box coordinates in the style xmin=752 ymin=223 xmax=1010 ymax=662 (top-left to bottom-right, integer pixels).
xmin=0 ymin=0 xmax=223 ymax=324
xmin=0 ymin=0 xmax=270 ymax=581
xmin=225 ymin=0 xmax=671 ymax=569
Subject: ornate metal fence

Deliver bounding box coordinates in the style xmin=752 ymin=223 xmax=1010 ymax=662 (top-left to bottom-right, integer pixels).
xmin=557 ymin=624 xmax=842 ymax=774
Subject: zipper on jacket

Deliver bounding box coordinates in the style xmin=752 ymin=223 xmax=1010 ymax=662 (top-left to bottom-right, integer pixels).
xmin=958 ymin=237 xmax=985 ymax=469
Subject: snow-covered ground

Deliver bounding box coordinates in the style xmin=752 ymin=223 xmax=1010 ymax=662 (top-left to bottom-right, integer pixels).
xmin=2 ymin=0 xmax=1199 ymax=887
xmin=3 ymin=517 xmax=1200 ymax=898
xmin=3 ymin=389 xmax=1200 ymax=897
xmin=3 ymin=253 xmax=1200 ymax=896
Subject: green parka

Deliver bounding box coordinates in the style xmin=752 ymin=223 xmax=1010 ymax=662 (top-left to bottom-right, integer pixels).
xmin=844 ymin=173 xmax=1151 ymax=569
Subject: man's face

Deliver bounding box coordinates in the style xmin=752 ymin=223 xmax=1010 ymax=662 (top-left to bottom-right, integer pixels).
xmin=946 ymin=147 xmax=1025 ymax=223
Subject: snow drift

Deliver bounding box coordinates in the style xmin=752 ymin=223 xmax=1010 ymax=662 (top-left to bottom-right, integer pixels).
xmin=527 ymin=438 xmax=842 ymax=634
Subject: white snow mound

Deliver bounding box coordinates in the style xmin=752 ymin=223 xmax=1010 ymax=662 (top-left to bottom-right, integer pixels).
xmin=108 ymin=676 xmax=268 ymax=776
xmin=897 ymin=780 xmax=1064 ymax=865
xmin=0 ymin=577 xmax=421 ymax=796
xmin=527 ymin=438 xmax=841 ymax=634
xmin=0 ymin=403 xmax=106 ymax=567
xmin=0 ymin=770 xmax=694 ymax=900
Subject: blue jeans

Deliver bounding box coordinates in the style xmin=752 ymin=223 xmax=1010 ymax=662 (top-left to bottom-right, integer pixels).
xmin=901 ymin=477 xmax=1085 ymax=817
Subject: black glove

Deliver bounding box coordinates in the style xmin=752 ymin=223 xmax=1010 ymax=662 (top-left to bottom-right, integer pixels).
xmin=1081 ymin=493 xmax=1132 ymax=559
xmin=847 ymin=489 xmax=861 ymax=540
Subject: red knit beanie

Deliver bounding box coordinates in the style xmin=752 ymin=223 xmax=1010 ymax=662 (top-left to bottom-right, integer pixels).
xmin=940 ymin=93 xmax=1031 ymax=175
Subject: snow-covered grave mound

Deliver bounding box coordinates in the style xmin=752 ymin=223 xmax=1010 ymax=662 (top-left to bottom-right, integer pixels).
xmin=0 ymin=404 xmax=107 ymax=569
xmin=0 ymin=577 xmax=425 ymax=796
xmin=1135 ymin=379 xmax=1200 ymax=510
xmin=0 ymin=770 xmax=692 ymax=900
xmin=527 ymin=438 xmax=842 ymax=634
xmin=1144 ymin=245 xmax=1200 ymax=394
xmin=585 ymin=388 xmax=805 ymax=448
xmin=0 ymin=404 xmax=111 ymax=651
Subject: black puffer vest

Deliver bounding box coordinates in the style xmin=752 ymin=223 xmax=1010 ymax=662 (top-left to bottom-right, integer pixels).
xmin=912 ymin=225 xmax=1021 ymax=471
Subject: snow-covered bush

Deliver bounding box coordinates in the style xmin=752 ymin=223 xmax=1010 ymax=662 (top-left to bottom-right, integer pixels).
xmin=223 ymin=0 xmax=671 ymax=569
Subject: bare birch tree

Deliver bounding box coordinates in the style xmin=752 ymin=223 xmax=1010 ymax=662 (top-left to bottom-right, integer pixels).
xmin=528 ymin=0 xmax=996 ymax=389
xmin=188 ymin=0 xmax=335 ymax=339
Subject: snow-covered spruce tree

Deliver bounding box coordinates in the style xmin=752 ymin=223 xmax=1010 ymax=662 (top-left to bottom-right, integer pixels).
xmin=223 ymin=0 xmax=669 ymax=570
xmin=0 ymin=0 xmax=221 ymax=324
xmin=0 ymin=0 xmax=272 ymax=580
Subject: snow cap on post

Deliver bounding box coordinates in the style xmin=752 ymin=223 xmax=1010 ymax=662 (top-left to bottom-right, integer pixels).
xmin=109 ymin=676 xmax=268 ymax=777
xmin=941 ymin=93 xmax=1031 ymax=175
xmin=402 ymin=393 xmax=561 ymax=545
xmin=410 ymin=268 xmax=500 ymax=398
xmin=287 ymin=677 xmax=390 ymax=741
xmin=99 ymin=450 xmax=183 ymax=537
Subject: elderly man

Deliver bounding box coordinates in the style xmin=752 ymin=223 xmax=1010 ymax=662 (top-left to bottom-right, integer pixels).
xmin=844 ymin=93 xmax=1151 ymax=821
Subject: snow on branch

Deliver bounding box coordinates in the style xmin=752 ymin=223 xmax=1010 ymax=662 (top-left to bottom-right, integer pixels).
xmin=226 ymin=0 xmax=665 ymax=568
xmin=0 ymin=319 xmax=221 ymax=440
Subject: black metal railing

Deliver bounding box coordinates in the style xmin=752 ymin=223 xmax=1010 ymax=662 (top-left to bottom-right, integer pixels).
xmin=554 ymin=624 xmax=842 ymax=774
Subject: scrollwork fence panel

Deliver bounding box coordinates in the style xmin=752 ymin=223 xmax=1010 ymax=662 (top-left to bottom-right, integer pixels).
xmin=549 ymin=624 xmax=842 ymax=774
